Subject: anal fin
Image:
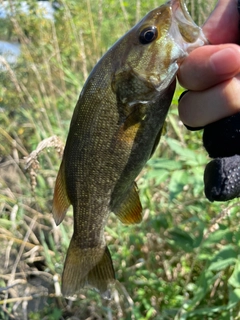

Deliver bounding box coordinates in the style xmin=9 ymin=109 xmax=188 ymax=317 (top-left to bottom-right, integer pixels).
xmin=52 ymin=159 xmax=71 ymax=225
xmin=114 ymin=182 xmax=142 ymax=225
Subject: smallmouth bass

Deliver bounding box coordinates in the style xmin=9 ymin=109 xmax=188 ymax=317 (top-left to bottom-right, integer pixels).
xmin=53 ymin=0 xmax=207 ymax=299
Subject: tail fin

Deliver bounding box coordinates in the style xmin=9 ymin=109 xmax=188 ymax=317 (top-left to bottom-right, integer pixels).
xmin=62 ymin=236 xmax=115 ymax=299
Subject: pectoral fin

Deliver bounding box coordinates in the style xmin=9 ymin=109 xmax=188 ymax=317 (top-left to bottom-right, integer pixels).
xmin=52 ymin=160 xmax=71 ymax=225
xmin=114 ymin=183 xmax=142 ymax=225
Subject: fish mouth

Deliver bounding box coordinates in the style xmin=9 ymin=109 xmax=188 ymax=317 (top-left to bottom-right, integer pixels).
xmin=169 ymin=0 xmax=208 ymax=52
xmin=171 ymin=0 xmax=195 ymax=26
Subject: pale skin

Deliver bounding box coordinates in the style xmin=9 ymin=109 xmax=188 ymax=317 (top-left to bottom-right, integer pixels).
xmin=178 ymin=0 xmax=240 ymax=128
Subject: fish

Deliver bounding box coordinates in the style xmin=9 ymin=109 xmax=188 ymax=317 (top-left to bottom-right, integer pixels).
xmin=52 ymin=0 xmax=208 ymax=299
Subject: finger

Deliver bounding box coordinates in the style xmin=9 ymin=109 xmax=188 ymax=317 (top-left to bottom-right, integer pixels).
xmin=178 ymin=44 xmax=240 ymax=90
xmin=203 ymin=0 xmax=240 ymax=44
xmin=178 ymin=75 xmax=240 ymax=127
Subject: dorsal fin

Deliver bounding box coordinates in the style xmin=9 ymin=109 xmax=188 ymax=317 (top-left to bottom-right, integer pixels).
xmin=113 ymin=182 xmax=142 ymax=225
xmin=52 ymin=160 xmax=71 ymax=225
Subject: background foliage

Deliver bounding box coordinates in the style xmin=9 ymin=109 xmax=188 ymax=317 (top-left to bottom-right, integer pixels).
xmin=1 ymin=0 xmax=240 ymax=319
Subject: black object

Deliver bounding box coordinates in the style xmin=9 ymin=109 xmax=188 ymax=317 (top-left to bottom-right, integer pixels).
xmin=203 ymin=114 xmax=240 ymax=157
xmin=202 ymin=113 xmax=240 ymax=201
xmin=179 ymin=88 xmax=240 ymax=202
xmin=204 ymin=155 xmax=240 ymax=201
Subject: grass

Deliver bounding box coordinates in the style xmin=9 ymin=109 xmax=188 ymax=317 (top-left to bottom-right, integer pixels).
xmin=1 ymin=0 xmax=240 ymax=319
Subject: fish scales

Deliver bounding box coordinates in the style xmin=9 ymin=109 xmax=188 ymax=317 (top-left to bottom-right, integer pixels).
xmin=52 ymin=0 xmax=208 ymax=299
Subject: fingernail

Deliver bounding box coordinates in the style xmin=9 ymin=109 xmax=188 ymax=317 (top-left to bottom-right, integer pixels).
xmin=210 ymin=48 xmax=240 ymax=75
xmin=178 ymin=90 xmax=189 ymax=102
xmin=184 ymin=124 xmax=204 ymax=131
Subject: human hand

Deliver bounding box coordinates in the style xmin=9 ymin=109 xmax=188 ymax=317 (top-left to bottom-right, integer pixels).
xmin=178 ymin=0 xmax=240 ymax=127
xmin=177 ymin=0 xmax=240 ymax=202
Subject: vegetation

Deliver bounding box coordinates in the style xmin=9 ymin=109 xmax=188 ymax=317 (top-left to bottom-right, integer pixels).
xmin=1 ymin=0 xmax=240 ymax=319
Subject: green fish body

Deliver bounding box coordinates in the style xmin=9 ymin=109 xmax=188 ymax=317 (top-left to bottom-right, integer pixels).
xmin=53 ymin=0 xmax=207 ymax=298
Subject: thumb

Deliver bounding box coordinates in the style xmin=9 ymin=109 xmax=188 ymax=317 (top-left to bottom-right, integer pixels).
xmin=203 ymin=0 xmax=240 ymax=44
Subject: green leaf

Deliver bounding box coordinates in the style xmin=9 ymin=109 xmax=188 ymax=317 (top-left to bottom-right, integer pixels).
xmin=63 ymin=68 xmax=82 ymax=86
xmin=145 ymin=168 xmax=169 ymax=184
xmin=203 ymin=228 xmax=233 ymax=248
xmin=209 ymin=258 xmax=236 ymax=271
xmin=169 ymin=170 xmax=189 ymax=200
xmin=0 ymin=218 xmax=13 ymax=228
xmin=166 ymin=137 xmax=198 ymax=160
xmin=185 ymin=305 xmax=228 ymax=317
xmin=228 ymin=288 xmax=240 ymax=308
xmin=105 ymin=225 xmax=120 ymax=239
xmin=168 ymin=228 xmax=194 ymax=252
xmin=192 ymin=224 xmax=204 ymax=248
xmin=148 ymin=158 xmax=182 ymax=171
xmin=209 ymin=245 xmax=237 ymax=271
xmin=228 ymin=260 xmax=240 ymax=288
xmin=184 ymin=270 xmax=216 ymax=310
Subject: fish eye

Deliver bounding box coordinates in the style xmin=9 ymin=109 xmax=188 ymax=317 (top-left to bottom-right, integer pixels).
xmin=139 ymin=26 xmax=158 ymax=44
